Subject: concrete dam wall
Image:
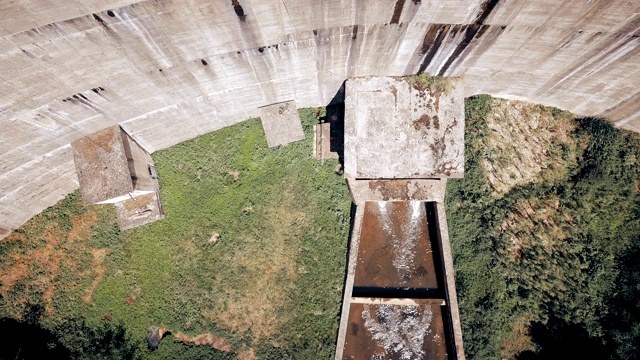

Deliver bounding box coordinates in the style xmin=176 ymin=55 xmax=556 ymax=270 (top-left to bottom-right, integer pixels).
xmin=1 ymin=0 xmax=639 ymax=236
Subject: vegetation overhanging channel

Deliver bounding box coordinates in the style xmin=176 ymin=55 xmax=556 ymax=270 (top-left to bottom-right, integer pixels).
xmin=1 ymin=96 xmax=639 ymax=359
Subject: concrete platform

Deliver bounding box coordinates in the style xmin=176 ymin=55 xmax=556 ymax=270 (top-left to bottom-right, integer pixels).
xmin=114 ymin=191 xmax=164 ymax=231
xmin=259 ymin=100 xmax=305 ymax=148
xmin=347 ymin=178 xmax=446 ymax=205
xmin=314 ymin=123 xmax=339 ymax=161
xmin=344 ymin=76 xmax=464 ymax=180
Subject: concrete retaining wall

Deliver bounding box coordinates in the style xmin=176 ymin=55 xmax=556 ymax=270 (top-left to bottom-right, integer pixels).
xmin=1 ymin=0 xmax=639 ymax=234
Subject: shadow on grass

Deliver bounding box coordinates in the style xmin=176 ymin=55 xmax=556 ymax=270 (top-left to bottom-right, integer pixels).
xmin=0 ymin=308 xmax=140 ymax=360
xmin=0 ymin=316 xmax=70 ymax=359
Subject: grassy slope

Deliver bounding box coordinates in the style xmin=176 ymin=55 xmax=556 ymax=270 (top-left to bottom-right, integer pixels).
xmin=446 ymin=95 xmax=640 ymax=359
xmin=0 ymin=109 xmax=351 ymax=359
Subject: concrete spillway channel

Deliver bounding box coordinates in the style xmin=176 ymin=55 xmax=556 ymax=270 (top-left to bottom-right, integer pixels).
xmin=335 ymin=201 xmax=464 ymax=359
xmin=337 ymin=76 xmax=465 ymax=359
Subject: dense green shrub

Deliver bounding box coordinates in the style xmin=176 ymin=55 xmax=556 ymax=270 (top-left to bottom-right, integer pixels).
xmin=447 ymin=97 xmax=640 ymax=359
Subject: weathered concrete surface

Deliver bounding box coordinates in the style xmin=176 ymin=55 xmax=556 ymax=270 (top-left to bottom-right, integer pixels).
xmin=1 ymin=0 xmax=639 ymax=235
xmin=344 ymin=76 xmax=464 ymax=179
xmin=259 ymin=101 xmax=305 ymax=147
xmin=336 ymin=203 xmax=365 ymax=360
xmin=114 ymin=191 xmax=163 ymax=230
xmin=121 ymin=126 xmax=155 ymax=193
xmin=72 ymin=126 xmax=155 ymax=205
xmin=72 ymin=126 xmax=135 ymax=205
xmin=347 ymin=178 xmax=446 ymax=205
xmin=434 ymin=202 xmax=465 ymax=359
xmin=314 ymin=123 xmax=339 ymax=161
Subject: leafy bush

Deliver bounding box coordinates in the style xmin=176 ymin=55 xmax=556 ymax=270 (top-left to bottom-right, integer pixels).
xmin=447 ymin=98 xmax=640 ymax=359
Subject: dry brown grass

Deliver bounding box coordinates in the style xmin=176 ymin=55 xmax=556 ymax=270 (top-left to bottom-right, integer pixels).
xmin=0 ymin=252 xmax=31 ymax=297
xmin=82 ymin=248 xmax=109 ymax=304
xmin=477 ymin=99 xmax=580 ymax=196
xmin=175 ymin=332 xmax=233 ymax=352
xmin=497 ymin=196 xmax=573 ymax=261
xmin=68 ymin=213 xmax=98 ymax=242
xmin=203 ymin=186 xmax=308 ymax=341
xmin=499 ymin=314 xmax=535 ymax=359
xmin=0 ymin=209 xmax=109 ymax=317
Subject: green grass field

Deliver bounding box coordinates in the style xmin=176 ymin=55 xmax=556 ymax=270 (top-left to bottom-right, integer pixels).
xmin=0 ymin=109 xmax=351 ymax=359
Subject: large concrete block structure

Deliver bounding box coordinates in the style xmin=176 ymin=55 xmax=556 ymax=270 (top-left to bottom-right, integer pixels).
xmin=344 ymin=76 xmax=463 ymax=205
xmin=0 ymin=0 xmax=638 ymax=250
xmin=344 ymin=76 xmax=464 ymax=180
xmin=71 ymin=125 xmax=163 ymax=229
xmin=72 ymin=125 xmax=156 ymax=205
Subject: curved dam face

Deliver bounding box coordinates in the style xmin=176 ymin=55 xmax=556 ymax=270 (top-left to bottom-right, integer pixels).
xmin=1 ymin=0 xmax=639 ymax=235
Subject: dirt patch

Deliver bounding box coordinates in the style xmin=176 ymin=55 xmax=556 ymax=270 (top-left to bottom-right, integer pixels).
xmin=204 ymin=186 xmax=307 ymax=341
xmin=122 ymin=193 xmax=155 ymax=211
xmin=228 ymin=170 xmax=240 ymax=181
xmin=175 ymin=332 xmax=233 ymax=352
xmin=68 ymin=213 xmax=98 ymax=242
xmin=123 ymin=287 xmax=141 ymax=305
xmin=477 ymin=99 xmax=580 ymax=195
xmin=209 ymin=233 xmax=220 ymax=243
xmin=237 ymin=348 xmax=256 ymax=360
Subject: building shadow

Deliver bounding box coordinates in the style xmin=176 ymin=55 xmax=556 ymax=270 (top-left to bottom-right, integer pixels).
xmin=326 ymin=82 xmax=346 ymax=164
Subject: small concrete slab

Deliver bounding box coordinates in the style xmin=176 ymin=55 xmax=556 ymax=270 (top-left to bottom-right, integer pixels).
xmin=314 ymin=123 xmax=339 ymax=160
xmin=114 ymin=192 xmax=164 ymax=230
xmin=259 ymin=100 xmax=305 ymax=147
xmin=344 ymin=76 xmax=464 ymax=179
